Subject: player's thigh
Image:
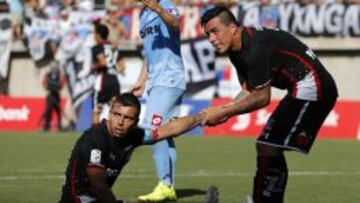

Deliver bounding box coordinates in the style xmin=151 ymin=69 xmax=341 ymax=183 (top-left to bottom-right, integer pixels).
xmin=257 ymin=95 xmax=335 ymax=153
xmin=144 ymin=86 xmax=184 ymax=126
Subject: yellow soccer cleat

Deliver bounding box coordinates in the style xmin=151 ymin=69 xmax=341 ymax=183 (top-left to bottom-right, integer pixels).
xmin=138 ymin=182 xmax=177 ymax=202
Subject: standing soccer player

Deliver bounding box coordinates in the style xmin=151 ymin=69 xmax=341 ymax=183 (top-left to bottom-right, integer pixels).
xmin=92 ymin=24 xmax=125 ymax=124
xmin=200 ymin=6 xmax=338 ymax=203
xmin=132 ymin=0 xmax=185 ymax=201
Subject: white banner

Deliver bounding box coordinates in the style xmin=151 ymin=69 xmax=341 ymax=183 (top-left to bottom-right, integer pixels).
xmin=239 ymin=3 xmax=360 ymax=37
xmin=0 ymin=14 xmax=12 ymax=78
xmin=123 ymin=3 xmax=360 ymax=40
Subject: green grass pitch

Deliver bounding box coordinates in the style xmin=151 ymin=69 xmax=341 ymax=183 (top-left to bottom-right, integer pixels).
xmin=1 ymin=131 xmax=360 ymax=203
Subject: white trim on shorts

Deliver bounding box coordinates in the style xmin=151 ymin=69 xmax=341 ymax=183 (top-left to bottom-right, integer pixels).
xmin=257 ymin=101 xmax=311 ymax=154
xmin=284 ymin=101 xmax=310 ymax=146
xmin=256 ymin=140 xmax=308 ymax=154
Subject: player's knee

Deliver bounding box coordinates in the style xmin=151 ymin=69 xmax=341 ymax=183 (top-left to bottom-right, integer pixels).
xmin=256 ymin=142 xmax=283 ymax=156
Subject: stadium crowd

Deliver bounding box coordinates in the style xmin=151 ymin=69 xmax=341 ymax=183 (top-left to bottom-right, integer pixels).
xmin=1 ymin=0 xmax=359 ymax=45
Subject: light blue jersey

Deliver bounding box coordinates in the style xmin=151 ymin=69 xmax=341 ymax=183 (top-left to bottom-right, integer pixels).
xmin=139 ymin=0 xmax=186 ymax=90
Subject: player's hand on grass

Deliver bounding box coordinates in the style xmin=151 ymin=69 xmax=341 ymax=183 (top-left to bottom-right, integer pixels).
xmin=201 ymin=106 xmax=229 ymax=126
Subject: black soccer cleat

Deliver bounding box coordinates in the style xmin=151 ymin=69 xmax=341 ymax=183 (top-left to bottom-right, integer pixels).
xmin=203 ymin=185 xmax=219 ymax=203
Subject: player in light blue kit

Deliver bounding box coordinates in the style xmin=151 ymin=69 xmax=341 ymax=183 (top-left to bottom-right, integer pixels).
xmin=132 ymin=0 xmax=185 ymax=202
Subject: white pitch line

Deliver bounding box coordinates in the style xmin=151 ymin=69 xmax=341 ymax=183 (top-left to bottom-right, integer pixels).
xmin=1 ymin=171 xmax=360 ymax=181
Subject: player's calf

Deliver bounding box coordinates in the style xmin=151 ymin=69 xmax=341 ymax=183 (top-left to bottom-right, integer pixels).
xmin=252 ymin=155 xmax=288 ymax=203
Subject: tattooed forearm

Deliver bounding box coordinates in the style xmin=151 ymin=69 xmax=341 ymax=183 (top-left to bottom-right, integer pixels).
xmin=223 ymin=89 xmax=270 ymax=117
xmin=233 ymin=89 xmax=250 ymax=102
xmin=182 ymin=113 xmax=206 ymax=130
xmin=158 ymin=113 xmax=205 ymax=140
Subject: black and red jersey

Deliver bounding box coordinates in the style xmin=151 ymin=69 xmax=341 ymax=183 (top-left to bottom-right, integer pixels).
xmin=92 ymin=43 xmax=122 ymax=104
xmin=92 ymin=43 xmax=122 ymax=74
xmin=229 ymin=26 xmax=338 ymax=101
xmin=59 ymin=121 xmax=145 ymax=203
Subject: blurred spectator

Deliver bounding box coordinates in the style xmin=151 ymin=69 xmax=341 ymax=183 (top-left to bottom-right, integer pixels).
xmin=259 ymin=0 xmax=279 ymax=28
xmin=104 ymin=8 xmax=127 ymax=47
xmin=295 ymin=0 xmax=322 ymax=5
xmin=342 ymin=0 xmax=360 ymax=4
xmin=42 ymin=62 xmax=65 ymax=131
xmin=92 ymin=24 xmax=124 ymax=124
xmin=59 ymin=0 xmax=75 ymax=12
xmin=8 ymin=0 xmax=23 ymax=39
xmin=0 ymin=0 xmax=9 ymax=13
xmin=23 ymin=0 xmax=47 ymax=20
xmin=211 ymin=0 xmax=238 ymax=7
xmin=75 ymin=0 xmax=94 ymax=11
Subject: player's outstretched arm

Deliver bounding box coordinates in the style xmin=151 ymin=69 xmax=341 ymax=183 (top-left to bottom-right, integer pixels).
xmin=145 ymin=113 xmax=205 ymax=144
xmin=201 ymin=86 xmax=270 ymax=126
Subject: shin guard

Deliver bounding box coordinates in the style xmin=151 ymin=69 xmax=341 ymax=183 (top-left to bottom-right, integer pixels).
xmin=252 ymin=154 xmax=288 ymax=203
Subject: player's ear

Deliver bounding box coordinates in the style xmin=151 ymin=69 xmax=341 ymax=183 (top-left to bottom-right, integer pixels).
xmin=230 ymin=24 xmax=237 ymax=35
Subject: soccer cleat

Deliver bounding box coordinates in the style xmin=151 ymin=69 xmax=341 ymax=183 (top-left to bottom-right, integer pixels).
xmin=203 ymin=185 xmax=219 ymax=203
xmin=243 ymin=195 xmax=254 ymax=203
xmin=138 ymin=182 xmax=177 ymax=202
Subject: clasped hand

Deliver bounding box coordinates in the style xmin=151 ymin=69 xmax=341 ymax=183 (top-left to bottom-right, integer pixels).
xmin=200 ymin=106 xmax=229 ymax=126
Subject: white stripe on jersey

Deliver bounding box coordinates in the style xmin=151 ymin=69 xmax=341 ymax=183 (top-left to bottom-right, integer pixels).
xmin=295 ymin=72 xmax=318 ymax=101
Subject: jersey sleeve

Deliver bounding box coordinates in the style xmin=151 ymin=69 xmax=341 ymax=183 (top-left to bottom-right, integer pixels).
xmin=244 ymin=44 xmax=272 ymax=90
xmin=77 ymin=133 xmax=107 ymax=169
xmin=142 ymin=129 xmax=160 ymax=145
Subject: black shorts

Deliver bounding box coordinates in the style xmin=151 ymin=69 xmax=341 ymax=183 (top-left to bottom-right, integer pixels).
xmin=257 ymin=95 xmax=337 ymax=153
xmin=94 ymin=73 xmax=121 ymax=104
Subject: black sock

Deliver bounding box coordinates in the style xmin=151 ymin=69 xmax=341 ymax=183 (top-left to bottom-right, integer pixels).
xmin=252 ymin=154 xmax=288 ymax=203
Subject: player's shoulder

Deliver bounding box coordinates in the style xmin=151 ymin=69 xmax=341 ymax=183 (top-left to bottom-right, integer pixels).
xmin=82 ymin=122 xmax=108 ymax=144
xmin=92 ymin=44 xmax=104 ymax=53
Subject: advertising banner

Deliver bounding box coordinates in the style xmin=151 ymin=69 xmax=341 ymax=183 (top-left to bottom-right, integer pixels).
xmin=0 ymin=97 xmax=66 ymax=131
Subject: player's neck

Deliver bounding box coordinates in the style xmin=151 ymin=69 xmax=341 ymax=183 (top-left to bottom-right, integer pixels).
xmin=231 ymin=26 xmax=243 ymax=51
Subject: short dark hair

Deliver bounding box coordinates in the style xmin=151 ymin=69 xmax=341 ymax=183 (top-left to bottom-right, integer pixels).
xmin=95 ymin=24 xmax=109 ymax=40
xmin=112 ymin=93 xmax=141 ymax=117
xmin=200 ymin=5 xmax=239 ymax=27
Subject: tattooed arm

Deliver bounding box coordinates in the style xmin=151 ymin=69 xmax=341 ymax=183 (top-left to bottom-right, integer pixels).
xmin=158 ymin=113 xmax=205 ymax=139
xmin=233 ymin=89 xmax=251 ymax=102
xmin=201 ymin=86 xmax=271 ymax=126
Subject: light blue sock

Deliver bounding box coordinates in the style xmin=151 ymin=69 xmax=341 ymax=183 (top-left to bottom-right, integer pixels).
xmin=152 ymin=138 xmax=176 ymax=186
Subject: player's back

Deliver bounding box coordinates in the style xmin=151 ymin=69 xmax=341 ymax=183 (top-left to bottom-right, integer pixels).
xmin=232 ymin=27 xmax=338 ymax=100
